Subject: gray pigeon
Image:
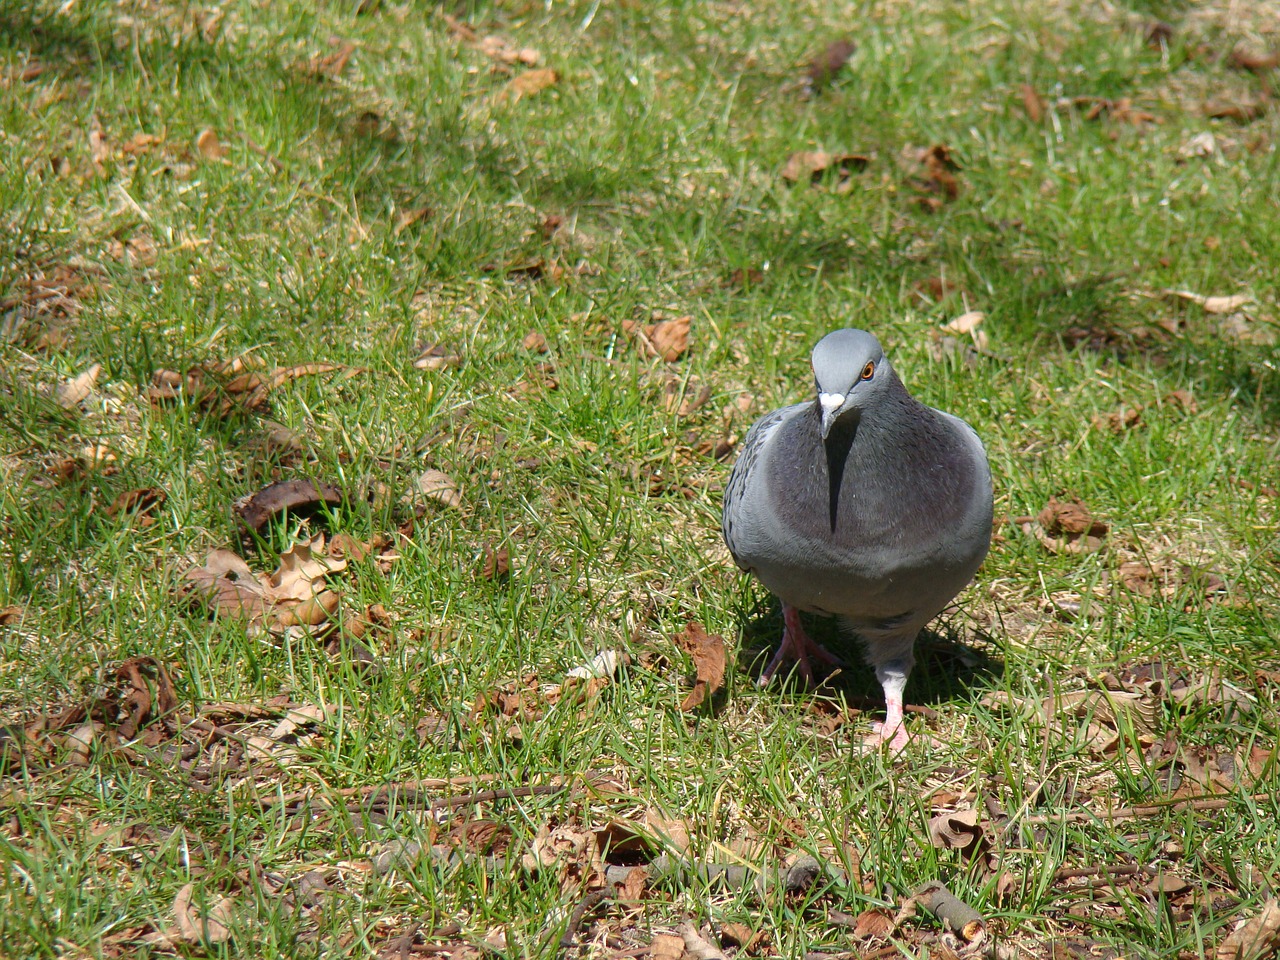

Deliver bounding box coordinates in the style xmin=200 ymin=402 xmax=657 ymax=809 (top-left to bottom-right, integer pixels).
xmin=722 ymin=329 xmax=993 ymax=751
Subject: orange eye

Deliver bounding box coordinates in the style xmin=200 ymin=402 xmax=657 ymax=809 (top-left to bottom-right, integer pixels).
xmin=860 ymin=361 xmax=875 ymax=380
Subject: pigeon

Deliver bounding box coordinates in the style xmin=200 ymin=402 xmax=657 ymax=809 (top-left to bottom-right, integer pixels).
xmin=722 ymin=329 xmax=993 ymax=751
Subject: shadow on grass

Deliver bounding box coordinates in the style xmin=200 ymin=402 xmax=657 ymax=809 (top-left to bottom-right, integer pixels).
xmin=733 ymin=596 xmax=1004 ymax=711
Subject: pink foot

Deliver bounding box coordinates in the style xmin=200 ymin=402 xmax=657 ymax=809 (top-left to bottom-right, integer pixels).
xmin=758 ymin=605 xmax=845 ymax=687
xmin=863 ymin=689 xmax=913 ymax=754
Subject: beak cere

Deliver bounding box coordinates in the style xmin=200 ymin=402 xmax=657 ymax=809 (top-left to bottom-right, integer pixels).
xmin=818 ymin=392 xmax=844 ymax=439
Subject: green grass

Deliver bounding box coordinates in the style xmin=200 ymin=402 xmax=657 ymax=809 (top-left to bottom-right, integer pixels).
xmin=3 ymin=0 xmax=1280 ymax=957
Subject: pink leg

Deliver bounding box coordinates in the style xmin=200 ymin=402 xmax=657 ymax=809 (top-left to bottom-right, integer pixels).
xmin=868 ymin=691 xmax=911 ymax=754
xmin=758 ymin=605 xmax=845 ymax=687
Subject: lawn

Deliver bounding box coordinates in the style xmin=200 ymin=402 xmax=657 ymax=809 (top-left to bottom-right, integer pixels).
xmin=2 ymin=0 xmax=1279 ymax=957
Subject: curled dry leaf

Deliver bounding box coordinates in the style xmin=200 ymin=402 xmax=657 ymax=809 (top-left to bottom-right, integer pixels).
xmin=183 ymin=549 xmax=272 ymax=621
xmin=851 ymin=908 xmax=896 ymax=940
xmin=1229 ymin=47 xmax=1280 ymax=72
xmin=650 ymin=933 xmax=686 ymax=960
xmin=1216 ymin=898 xmax=1280 ymax=960
xmin=480 ymin=544 xmax=511 ymax=580
xmin=1092 ymin=404 xmax=1143 ymax=433
xmin=411 ymin=468 xmax=463 ymax=509
xmin=522 ymin=330 xmax=548 ymax=353
xmin=413 ymin=342 xmax=463 ymax=370
xmin=1165 ymin=289 xmax=1253 ymax=314
xmin=927 ymin=808 xmax=986 ymax=853
xmin=56 ymin=362 xmax=102 ymax=408
xmin=503 ymin=67 xmax=558 ymax=101
xmin=1024 ymin=496 xmax=1108 ymax=554
xmin=678 ymin=922 xmax=728 ymax=960
xmin=195 ymin=128 xmax=228 ymax=160
xmin=235 ymin=479 xmax=344 ymax=534
xmin=106 ymin=487 xmax=167 ymax=522
xmin=566 ymin=649 xmax=627 ymax=681
xmin=173 ymin=883 xmax=235 ymax=944
xmin=805 ymin=38 xmax=856 ymax=88
xmin=1020 ymin=83 xmax=1044 ymax=122
xmin=781 ymin=150 xmax=869 ymax=183
xmin=622 ymin=315 xmax=691 ymax=362
xmin=677 ymin=622 xmax=726 ymax=711
xmin=944 ymin=311 xmax=985 ymax=335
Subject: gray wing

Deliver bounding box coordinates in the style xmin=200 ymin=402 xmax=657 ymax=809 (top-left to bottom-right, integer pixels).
xmin=721 ymin=403 xmax=798 ymax=568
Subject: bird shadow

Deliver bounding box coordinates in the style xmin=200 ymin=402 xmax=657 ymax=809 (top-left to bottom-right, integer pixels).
xmin=733 ymin=597 xmax=1004 ymax=712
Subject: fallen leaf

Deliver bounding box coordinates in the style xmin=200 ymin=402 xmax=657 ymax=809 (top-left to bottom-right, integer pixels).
xmin=234 ymin=479 xmax=344 ymax=534
xmin=0 ymin=606 xmax=22 ymax=626
xmin=302 ymin=38 xmax=356 ymax=77
xmin=663 ymin=378 xmax=712 ymax=416
xmin=394 ymin=206 xmax=432 ymax=235
xmin=1092 ymin=404 xmax=1143 ymax=433
xmin=1145 ymin=872 xmax=1191 ymax=896
xmin=504 ymin=67 xmax=558 ymax=101
xmin=172 ymin=883 xmax=235 ymax=944
xmin=1178 ymin=131 xmax=1220 ymax=160
xmin=522 ymin=330 xmax=548 ymax=353
xmin=56 ymin=362 xmax=101 ymax=408
xmin=1229 ymin=47 xmax=1280 ymax=72
xmin=927 ymin=809 xmax=986 ymax=853
xmin=622 ymin=315 xmax=691 ymax=362
xmin=944 ymin=311 xmax=985 ymax=335
xmin=918 ymin=144 xmax=960 ymax=202
xmin=182 ymin=550 xmax=272 ymax=622
xmin=851 ymin=908 xmax=896 ymax=939
xmin=1204 ymin=99 xmax=1265 ymax=123
xmin=781 ymin=150 xmax=869 ymax=183
xmin=1165 ymin=289 xmax=1253 ymax=314
xmin=411 ymin=469 xmax=462 ymax=509
xmin=679 ymin=922 xmax=727 ymax=960
xmin=677 ymin=622 xmax=726 ymax=711
xmin=1164 ymin=390 xmax=1197 ymax=414
xmin=566 ymin=650 xmax=627 ymax=681
xmin=805 ymin=38 xmax=856 ymax=88
xmin=479 ymin=35 xmax=539 ymax=65
xmin=650 ymin=933 xmax=686 ymax=960
xmin=1020 ymin=84 xmax=1044 ymax=122
xmin=195 ymin=128 xmax=227 ymax=160
xmin=479 ymin=545 xmax=511 ymax=580
xmin=1026 ymin=496 xmax=1108 ymax=554
xmin=1216 ymin=898 xmax=1280 ymax=960
xmin=413 ymin=343 xmax=463 ymax=370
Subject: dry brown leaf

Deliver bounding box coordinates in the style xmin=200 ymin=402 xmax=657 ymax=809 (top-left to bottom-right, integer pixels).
xmin=851 ymin=908 xmax=896 ymax=939
xmin=182 ymin=550 xmax=272 ymax=622
xmin=413 ymin=343 xmax=463 ymax=370
xmin=195 ymin=128 xmax=227 ymax=160
xmin=106 ymin=487 xmax=167 ymax=524
xmin=677 ymin=622 xmax=726 ymax=711
xmin=805 ymin=38 xmax=856 ymax=88
xmin=56 ymin=362 xmax=101 ymax=408
xmin=412 ymin=468 xmax=463 ymax=509
xmin=927 ymin=809 xmax=986 ymax=852
xmin=0 ymin=605 xmax=22 ymax=626
xmin=234 ymin=479 xmax=344 ymax=534
xmin=504 ymin=67 xmax=558 ymax=101
xmin=1027 ymin=496 xmax=1108 ymax=554
xmin=1229 ymin=47 xmax=1280 ymax=72
xmin=1216 ymin=899 xmax=1280 ymax=960
xmin=479 ymin=35 xmax=539 ymax=65
xmin=303 ymin=38 xmax=356 ymax=77
xmin=173 ymin=883 xmax=235 ymax=944
xmin=781 ymin=150 xmax=869 ymax=183
xmin=480 ymin=545 xmax=511 ymax=580
xmin=393 ymin=206 xmax=432 ymax=235
xmin=650 ymin=933 xmax=686 ymax=960
xmin=1145 ymin=872 xmax=1191 ymax=896
xmin=1165 ymin=390 xmax=1198 ymax=414
xmin=623 ymin=316 xmax=691 ymax=362
xmin=918 ymin=144 xmax=960 ymax=201
xmin=1020 ymin=83 xmax=1044 ymax=122
xmin=944 ymin=311 xmax=985 ymax=335
xmin=1204 ymin=99 xmax=1265 ymax=123
xmin=522 ymin=331 xmax=548 ymax=353
xmin=1165 ymin=290 xmax=1253 ymax=314
xmin=663 ymin=378 xmax=712 ymax=416
xmin=270 ymin=536 xmax=344 ymax=602
xmin=1092 ymin=404 xmax=1143 ymax=433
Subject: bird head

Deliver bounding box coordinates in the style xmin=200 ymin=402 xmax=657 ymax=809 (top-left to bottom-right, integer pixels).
xmin=810 ymin=328 xmax=890 ymax=439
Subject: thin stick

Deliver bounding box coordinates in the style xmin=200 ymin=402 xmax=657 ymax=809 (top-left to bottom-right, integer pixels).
xmin=915 ymin=881 xmax=986 ymax=944
xmin=1054 ymin=864 xmax=1153 ymax=881
xmin=1021 ymin=792 xmax=1271 ymax=826
xmin=558 ymin=889 xmax=609 ymax=950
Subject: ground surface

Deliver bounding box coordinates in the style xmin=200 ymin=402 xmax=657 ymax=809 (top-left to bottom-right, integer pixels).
xmin=2 ymin=0 xmax=1280 ymax=957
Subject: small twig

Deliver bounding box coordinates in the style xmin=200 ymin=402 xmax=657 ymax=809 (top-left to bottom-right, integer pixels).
xmin=915 ymin=881 xmax=987 ymax=946
xmin=558 ymin=889 xmax=609 ymax=950
xmin=1021 ymin=792 xmax=1272 ymax=826
xmin=1053 ymin=864 xmax=1154 ymax=881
